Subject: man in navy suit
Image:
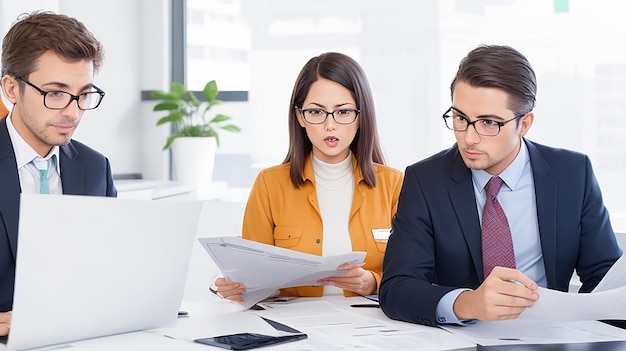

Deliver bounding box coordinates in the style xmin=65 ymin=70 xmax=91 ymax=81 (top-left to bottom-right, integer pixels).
xmin=379 ymin=45 xmax=622 ymax=327
xmin=0 ymin=11 xmax=117 ymax=334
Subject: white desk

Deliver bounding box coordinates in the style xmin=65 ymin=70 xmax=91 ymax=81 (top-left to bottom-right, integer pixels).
xmin=5 ymin=294 xmax=626 ymax=350
xmin=6 ymin=296 xmax=475 ymax=351
xmin=115 ymin=179 xmax=193 ymax=200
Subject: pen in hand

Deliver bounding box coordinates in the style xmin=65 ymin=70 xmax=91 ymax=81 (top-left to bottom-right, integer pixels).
xmin=350 ymin=303 xmax=379 ymax=308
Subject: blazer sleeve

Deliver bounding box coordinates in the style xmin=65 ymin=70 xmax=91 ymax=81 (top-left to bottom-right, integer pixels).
xmin=241 ymin=171 xmax=276 ymax=245
xmin=105 ymin=157 xmax=117 ymax=197
xmin=574 ymin=155 xmax=622 ymax=292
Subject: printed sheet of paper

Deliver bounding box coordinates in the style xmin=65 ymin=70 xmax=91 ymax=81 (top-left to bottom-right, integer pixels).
xmin=252 ymin=299 xmax=477 ymax=350
xmin=516 ymin=253 xmax=626 ymax=322
xmin=443 ymin=319 xmax=626 ymax=346
xmin=517 ymin=286 xmax=626 ymax=322
xmin=198 ymin=236 xmax=366 ymax=308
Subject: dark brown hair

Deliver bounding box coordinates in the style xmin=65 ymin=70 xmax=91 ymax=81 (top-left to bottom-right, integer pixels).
xmin=450 ymin=45 xmax=536 ymax=116
xmin=284 ymin=52 xmax=385 ymax=188
xmin=2 ymin=11 xmax=104 ymax=81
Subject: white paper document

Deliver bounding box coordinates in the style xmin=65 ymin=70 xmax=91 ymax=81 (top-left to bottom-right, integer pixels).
xmin=593 ymin=253 xmax=626 ymax=292
xmin=198 ymin=236 xmax=366 ymax=308
xmin=517 ymin=285 xmax=626 ymax=322
xmin=253 ymin=299 xmax=476 ymax=350
xmin=516 ymin=253 xmax=626 ymax=322
xmin=443 ymin=319 xmax=626 ymax=346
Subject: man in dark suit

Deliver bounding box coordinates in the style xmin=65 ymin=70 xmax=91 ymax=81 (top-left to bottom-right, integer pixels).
xmin=0 ymin=11 xmax=117 ymax=335
xmin=379 ymin=45 xmax=622 ymax=327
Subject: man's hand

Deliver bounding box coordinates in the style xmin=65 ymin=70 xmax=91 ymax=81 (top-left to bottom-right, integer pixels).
xmin=316 ymin=262 xmax=377 ymax=296
xmin=0 ymin=311 xmax=10 ymax=336
xmin=453 ymin=266 xmax=539 ymax=321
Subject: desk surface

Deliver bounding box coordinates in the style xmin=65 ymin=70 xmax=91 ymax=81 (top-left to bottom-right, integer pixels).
xmin=3 ymin=295 xmax=625 ymax=351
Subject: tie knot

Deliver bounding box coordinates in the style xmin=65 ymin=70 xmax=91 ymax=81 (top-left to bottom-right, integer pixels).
xmin=33 ymin=157 xmax=50 ymax=171
xmin=485 ymin=176 xmax=504 ymax=198
xmin=33 ymin=156 xmax=52 ymax=195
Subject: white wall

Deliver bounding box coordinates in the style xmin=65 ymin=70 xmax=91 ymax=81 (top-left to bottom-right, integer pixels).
xmin=0 ymin=0 xmax=171 ymax=181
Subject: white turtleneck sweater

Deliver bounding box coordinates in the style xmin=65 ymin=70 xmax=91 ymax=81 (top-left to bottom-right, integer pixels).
xmin=312 ymin=153 xmax=355 ymax=295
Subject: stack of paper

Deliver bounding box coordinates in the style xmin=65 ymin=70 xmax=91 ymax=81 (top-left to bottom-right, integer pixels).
xmin=198 ymin=236 xmax=366 ymax=308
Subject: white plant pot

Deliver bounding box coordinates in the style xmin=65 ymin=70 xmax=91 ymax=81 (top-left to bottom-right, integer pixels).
xmin=171 ymin=137 xmax=217 ymax=197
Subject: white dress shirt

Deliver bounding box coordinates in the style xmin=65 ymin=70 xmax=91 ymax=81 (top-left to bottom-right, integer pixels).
xmin=6 ymin=114 xmax=62 ymax=194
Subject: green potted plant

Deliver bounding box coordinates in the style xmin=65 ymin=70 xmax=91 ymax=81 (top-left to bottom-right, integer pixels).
xmin=151 ymin=80 xmax=241 ymax=150
xmin=151 ymin=80 xmax=241 ymax=196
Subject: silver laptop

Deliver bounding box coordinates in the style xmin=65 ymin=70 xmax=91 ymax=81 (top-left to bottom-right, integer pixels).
xmin=8 ymin=194 xmax=202 ymax=351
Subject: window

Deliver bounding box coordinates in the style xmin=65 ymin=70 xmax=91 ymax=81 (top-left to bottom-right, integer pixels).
xmin=186 ymin=0 xmax=626 ymax=231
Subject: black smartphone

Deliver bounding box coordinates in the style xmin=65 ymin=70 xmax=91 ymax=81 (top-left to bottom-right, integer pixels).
xmin=194 ymin=332 xmax=307 ymax=350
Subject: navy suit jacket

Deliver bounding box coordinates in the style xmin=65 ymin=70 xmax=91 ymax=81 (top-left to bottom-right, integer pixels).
xmin=0 ymin=117 xmax=117 ymax=311
xmin=379 ymin=139 xmax=622 ymax=326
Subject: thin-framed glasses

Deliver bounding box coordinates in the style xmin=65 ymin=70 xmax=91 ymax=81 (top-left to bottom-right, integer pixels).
xmin=442 ymin=107 xmax=526 ymax=136
xmin=296 ymin=106 xmax=360 ymax=125
xmin=18 ymin=77 xmax=105 ymax=110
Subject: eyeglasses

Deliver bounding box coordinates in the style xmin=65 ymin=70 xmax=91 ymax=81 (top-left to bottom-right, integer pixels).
xmin=19 ymin=77 xmax=105 ymax=110
xmin=442 ymin=107 xmax=526 ymax=136
xmin=296 ymin=106 xmax=360 ymax=125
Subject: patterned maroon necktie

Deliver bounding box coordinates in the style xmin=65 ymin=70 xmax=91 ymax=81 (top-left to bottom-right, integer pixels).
xmin=481 ymin=176 xmax=515 ymax=279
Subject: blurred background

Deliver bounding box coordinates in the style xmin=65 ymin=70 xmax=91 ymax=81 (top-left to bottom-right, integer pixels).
xmin=1 ymin=0 xmax=625 ymax=231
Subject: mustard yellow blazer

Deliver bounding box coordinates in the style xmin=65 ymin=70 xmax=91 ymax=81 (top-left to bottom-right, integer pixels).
xmin=242 ymin=154 xmax=403 ymax=297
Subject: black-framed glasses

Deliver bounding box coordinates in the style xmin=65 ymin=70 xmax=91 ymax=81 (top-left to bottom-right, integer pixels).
xmin=296 ymin=106 xmax=360 ymax=125
xmin=442 ymin=107 xmax=526 ymax=136
xmin=18 ymin=77 xmax=105 ymax=110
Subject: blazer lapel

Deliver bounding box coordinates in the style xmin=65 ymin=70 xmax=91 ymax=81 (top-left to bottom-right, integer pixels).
xmin=448 ymin=149 xmax=484 ymax=280
xmin=525 ymin=140 xmax=558 ymax=288
xmin=0 ymin=118 xmax=22 ymax=258
xmin=59 ymin=142 xmax=85 ymax=195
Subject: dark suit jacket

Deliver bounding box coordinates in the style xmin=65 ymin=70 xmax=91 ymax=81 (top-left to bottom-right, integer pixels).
xmin=379 ymin=139 xmax=622 ymax=326
xmin=0 ymin=117 xmax=117 ymax=311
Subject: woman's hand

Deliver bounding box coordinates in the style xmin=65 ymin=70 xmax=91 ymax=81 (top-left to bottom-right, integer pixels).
xmin=213 ymin=277 xmax=246 ymax=303
xmin=0 ymin=311 xmax=11 ymax=336
xmin=316 ymin=262 xmax=377 ymax=296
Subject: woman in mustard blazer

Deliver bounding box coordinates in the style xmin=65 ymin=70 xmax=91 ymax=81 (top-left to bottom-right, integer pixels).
xmin=215 ymin=52 xmax=403 ymax=302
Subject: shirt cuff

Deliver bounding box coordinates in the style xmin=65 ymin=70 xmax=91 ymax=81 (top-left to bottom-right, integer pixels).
xmin=435 ymin=288 xmax=472 ymax=325
xmin=209 ymin=274 xmax=224 ymax=297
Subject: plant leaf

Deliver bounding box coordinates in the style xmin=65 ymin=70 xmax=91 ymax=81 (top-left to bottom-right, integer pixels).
xmin=153 ymin=101 xmax=180 ymax=111
xmin=170 ymin=82 xmax=186 ymax=97
xmin=209 ymin=114 xmax=231 ymax=123
xmin=213 ymin=133 xmax=221 ymax=147
xmin=156 ymin=111 xmax=184 ymax=126
xmin=151 ymin=90 xmax=177 ymax=99
xmin=203 ymin=80 xmax=219 ymax=102
xmin=220 ymin=124 xmax=241 ymax=132
xmin=163 ymin=134 xmax=178 ymax=150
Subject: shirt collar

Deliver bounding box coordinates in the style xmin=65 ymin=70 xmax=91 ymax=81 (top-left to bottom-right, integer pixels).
xmin=6 ymin=113 xmax=61 ymax=176
xmin=472 ymin=138 xmax=529 ymax=193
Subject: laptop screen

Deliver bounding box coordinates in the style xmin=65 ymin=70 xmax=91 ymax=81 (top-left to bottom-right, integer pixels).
xmin=8 ymin=194 xmax=202 ymax=351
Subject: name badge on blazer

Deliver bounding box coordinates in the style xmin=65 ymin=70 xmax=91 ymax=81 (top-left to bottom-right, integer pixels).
xmin=372 ymin=228 xmax=391 ymax=243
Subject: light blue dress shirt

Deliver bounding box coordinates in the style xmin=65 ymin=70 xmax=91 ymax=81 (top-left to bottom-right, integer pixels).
xmin=436 ymin=140 xmax=547 ymax=325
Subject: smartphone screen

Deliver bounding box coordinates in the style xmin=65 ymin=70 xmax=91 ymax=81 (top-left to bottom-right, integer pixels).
xmin=194 ymin=332 xmax=307 ymax=350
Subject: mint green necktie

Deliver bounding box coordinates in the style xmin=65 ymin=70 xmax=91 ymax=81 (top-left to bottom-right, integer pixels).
xmin=33 ymin=157 xmax=51 ymax=194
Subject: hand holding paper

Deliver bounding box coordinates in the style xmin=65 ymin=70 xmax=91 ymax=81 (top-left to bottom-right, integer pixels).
xmin=517 ymin=254 xmax=626 ymax=322
xmin=198 ymin=237 xmax=366 ymax=308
